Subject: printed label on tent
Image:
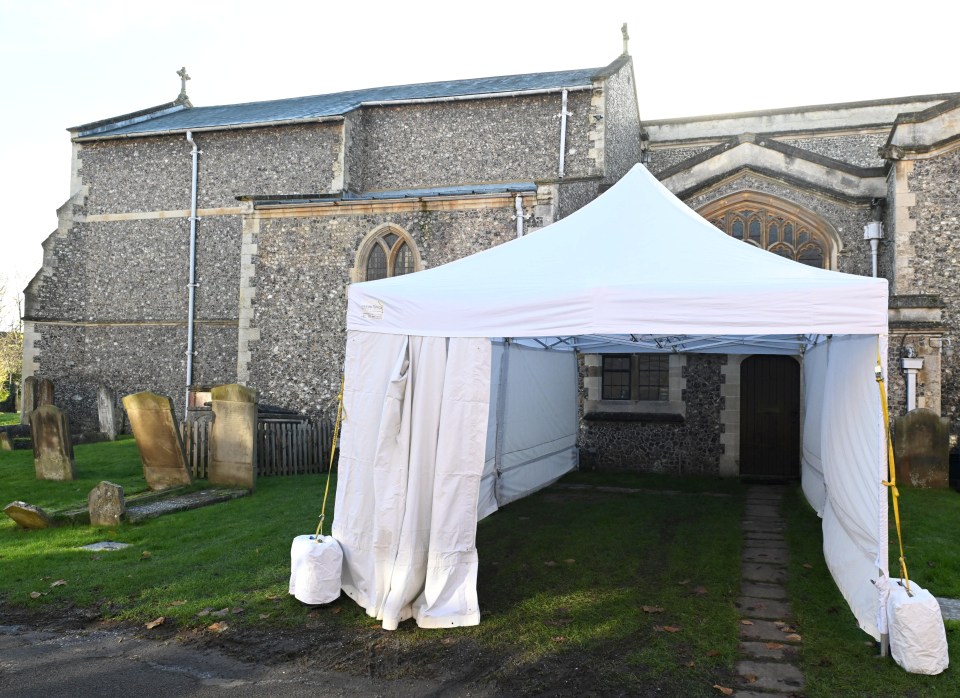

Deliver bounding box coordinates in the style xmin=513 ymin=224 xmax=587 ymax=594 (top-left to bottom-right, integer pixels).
xmin=361 ymin=302 xmax=384 ymax=320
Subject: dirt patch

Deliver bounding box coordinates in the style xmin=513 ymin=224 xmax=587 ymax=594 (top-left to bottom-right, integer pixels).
xmin=0 ymin=600 xmax=680 ymax=696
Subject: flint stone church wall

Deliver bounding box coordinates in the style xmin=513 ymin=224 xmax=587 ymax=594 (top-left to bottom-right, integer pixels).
xmin=579 ymin=355 xmax=723 ymax=473
xmin=247 ymin=207 xmax=522 ymax=415
xmin=906 ymin=148 xmax=960 ymax=421
xmin=78 ymin=124 xmax=343 ymax=214
xmin=33 ymin=323 xmax=236 ymax=432
xmin=352 ymin=92 xmax=597 ymax=191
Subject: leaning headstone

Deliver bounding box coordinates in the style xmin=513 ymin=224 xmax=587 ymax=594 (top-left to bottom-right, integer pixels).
xmin=37 ymin=378 xmax=54 ymax=407
xmin=88 ymin=481 xmax=126 ymax=527
xmin=20 ymin=376 xmax=37 ymax=425
xmin=209 ymin=383 xmax=258 ymax=490
xmin=30 ymin=405 xmax=76 ymax=481
xmin=4 ymin=501 xmax=55 ymax=529
xmin=121 ymin=392 xmax=192 ymax=490
xmin=894 ymin=408 xmax=950 ymax=488
xmin=0 ymin=432 xmax=11 ymax=451
xmin=98 ymin=385 xmax=120 ymax=440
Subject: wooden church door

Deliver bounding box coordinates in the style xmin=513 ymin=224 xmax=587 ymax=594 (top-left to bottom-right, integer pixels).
xmin=740 ymin=355 xmax=800 ymax=478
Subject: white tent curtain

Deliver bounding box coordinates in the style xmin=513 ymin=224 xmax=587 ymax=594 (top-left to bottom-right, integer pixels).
xmin=480 ymin=341 xmax=579 ymax=519
xmin=801 ymin=338 xmax=830 ymax=515
xmin=817 ymin=334 xmax=888 ymax=639
xmin=332 ymin=331 xmax=492 ymax=629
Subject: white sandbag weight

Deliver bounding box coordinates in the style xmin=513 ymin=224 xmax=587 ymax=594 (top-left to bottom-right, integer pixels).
xmin=289 ymin=534 xmax=343 ymax=605
xmin=886 ymin=578 xmax=949 ymax=675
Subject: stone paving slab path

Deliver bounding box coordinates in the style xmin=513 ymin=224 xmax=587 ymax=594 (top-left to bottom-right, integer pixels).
xmin=735 ymin=486 xmax=805 ymax=697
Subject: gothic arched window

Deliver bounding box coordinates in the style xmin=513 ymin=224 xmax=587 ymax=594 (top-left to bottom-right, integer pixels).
xmin=354 ymin=225 xmax=421 ymax=282
xmin=698 ymin=194 xmax=838 ymax=270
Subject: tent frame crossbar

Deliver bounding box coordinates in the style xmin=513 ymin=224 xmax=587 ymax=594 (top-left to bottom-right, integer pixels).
xmin=507 ymin=333 xmax=812 ymax=354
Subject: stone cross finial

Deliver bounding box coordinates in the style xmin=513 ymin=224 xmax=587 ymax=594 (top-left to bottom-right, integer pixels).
xmin=621 ymin=23 xmax=630 ymax=56
xmin=177 ymin=67 xmax=191 ymax=101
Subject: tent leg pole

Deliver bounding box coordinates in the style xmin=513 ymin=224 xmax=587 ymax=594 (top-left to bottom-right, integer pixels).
xmin=880 ymin=633 xmax=889 ymax=658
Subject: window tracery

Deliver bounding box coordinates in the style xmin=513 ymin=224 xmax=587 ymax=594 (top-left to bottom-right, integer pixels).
xmin=699 ymin=195 xmax=836 ymax=270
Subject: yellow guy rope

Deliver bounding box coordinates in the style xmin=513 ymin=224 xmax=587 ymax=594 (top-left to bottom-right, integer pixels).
xmin=314 ymin=377 xmax=345 ymax=541
xmin=875 ymin=349 xmax=911 ymax=594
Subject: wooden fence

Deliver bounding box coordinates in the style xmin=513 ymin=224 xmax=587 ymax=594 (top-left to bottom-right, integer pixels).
xmin=180 ymin=415 xmax=334 ymax=479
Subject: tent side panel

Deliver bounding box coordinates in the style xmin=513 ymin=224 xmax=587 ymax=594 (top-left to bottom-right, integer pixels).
xmin=479 ymin=342 xmax=504 ymax=520
xmin=494 ymin=344 xmax=579 ymax=505
xmin=802 ymin=340 xmax=828 ymax=515
xmin=819 ymin=334 xmax=886 ymax=640
xmin=333 ymin=330 xmax=411 ymax=612
xmin=333 ymin=331 xmax=493 ymax=630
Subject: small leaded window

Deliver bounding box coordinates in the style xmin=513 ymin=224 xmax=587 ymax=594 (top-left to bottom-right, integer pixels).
xmin=359 ymin=227 xmax=420 ymax=281
xmin=602 ymin=356 xmax=632 ymax=400
xmin=601 ymin=354 xmax=669 ymax=402
xmin=636 ymin=355 xmax=669 ymax=401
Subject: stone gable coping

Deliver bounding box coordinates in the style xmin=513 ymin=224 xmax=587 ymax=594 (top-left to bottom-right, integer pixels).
xmin=657 ymin=134 xmax=886 ymax=183
xmin=70 ymin=101 xmax=190 ymax=138
xmin=885 ymin=95 xmax=960 ymax=156
xmin=666 ymin=162 xmax=884 ymax=206
xmin=645 ymin=93 xmax=957 ymax=143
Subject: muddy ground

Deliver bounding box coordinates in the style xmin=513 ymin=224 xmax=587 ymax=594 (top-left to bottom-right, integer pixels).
xmin=0 ymin=603 xmax=652 ymax=697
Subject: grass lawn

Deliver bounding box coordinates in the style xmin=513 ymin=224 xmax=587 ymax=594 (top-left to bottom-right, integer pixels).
xmin=1 ymin=439 xmax=746 ymax=695
xmin=3 ymin=438 xmax=959 ymax=695
xmin=0 ymin=435 xmax=151 ymax=511
xmin=785 ymin=485 xmax=960 ymax=697
xmin=0 ymin=412 xmax=19 ymax=426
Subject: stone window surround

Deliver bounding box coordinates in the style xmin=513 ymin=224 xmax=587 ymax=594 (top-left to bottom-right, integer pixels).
xmin=350 ymin=223 xmax=423 ymax=283
xmin=583 ymin=353 xmax=686 ymax=418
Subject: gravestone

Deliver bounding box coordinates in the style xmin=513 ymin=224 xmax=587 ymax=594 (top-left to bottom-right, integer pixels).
xmin=122 ymin=391 xmax=192 ymax=490
xmin=4 ymin=501 xmax=54 ymax=529
xmin=0 ymin=432 xmax=11 ymax=451
xmin=209 ymin=383 xmax=258 ymax=490
xmin=88 ymin=481 xmax=126 ymax=526
xmin=894 ymin=408 xmax=950 ymax=488
xmin=20 ymin=376 xmax=37 ymax=425
xmin=98 ymin=385 xmax=120 ymax=440
xmin=30 ymin=405 xmax=76 ymax=480
xmin=37 ymin=378 xmax=54 ymax=407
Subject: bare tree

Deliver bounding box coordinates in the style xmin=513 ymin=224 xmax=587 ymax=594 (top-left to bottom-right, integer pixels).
xmin=0 ymin=277 xmax=24 ymax=409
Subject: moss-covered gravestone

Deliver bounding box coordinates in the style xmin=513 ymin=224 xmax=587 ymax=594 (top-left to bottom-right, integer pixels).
xmin=209 ymin=384 xmax=258 ymax=490
xmin=37 ymin=378 xmax=54 ymax=407
xmin=122 ymin=392 xmax=192 ymax=491
xmin=30 ymin=404 xmax=76 ymax=480
xmin=894 ymin=408 xmax=950 ymax=488
xmin=4 ymin=501 xmax=54 ymax=529
xmin=20 ymin=375 xmax=36 ymax=425
xmin=98 ymin=385 xmax=120 ymax=440
xmin=88 ymin=481 xmax=126 ymax=526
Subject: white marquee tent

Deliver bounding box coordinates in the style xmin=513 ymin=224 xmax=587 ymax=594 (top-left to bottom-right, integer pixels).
xmin=331 ymin=164 xmax=891 ymax=638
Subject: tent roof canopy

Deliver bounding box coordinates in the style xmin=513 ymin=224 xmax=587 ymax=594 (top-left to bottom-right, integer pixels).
xmin=347 ymin=164 xmax=888 ymax=342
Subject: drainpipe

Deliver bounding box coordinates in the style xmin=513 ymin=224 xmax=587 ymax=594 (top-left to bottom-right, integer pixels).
xmin=185 ymin=131 xmax=199 ymax=415
xmin=513 ymin=195 xmax=527 ymax=238
xmin=864 ymin=220 xmax=883 ymax=278
xmin=557 ymin=89 xmax=571 ymax=179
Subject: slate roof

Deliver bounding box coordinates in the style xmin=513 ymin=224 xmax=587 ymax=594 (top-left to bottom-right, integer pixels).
xmin=74 ymin=67 xmax=601 ymax=140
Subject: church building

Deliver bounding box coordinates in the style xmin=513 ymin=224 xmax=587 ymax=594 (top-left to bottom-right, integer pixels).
xmin=23 ymin=38 xmax=960 ymax=477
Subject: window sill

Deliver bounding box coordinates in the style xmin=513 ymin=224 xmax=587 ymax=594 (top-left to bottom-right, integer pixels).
xmin=583 ymin=399 xmax=686 ymax=423
xmin=583 ymin=411 xmax=684 ymax=424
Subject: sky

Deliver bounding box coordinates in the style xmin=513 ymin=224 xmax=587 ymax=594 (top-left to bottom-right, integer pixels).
xmin=1 ymin=0 xmax=958 ymax=325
